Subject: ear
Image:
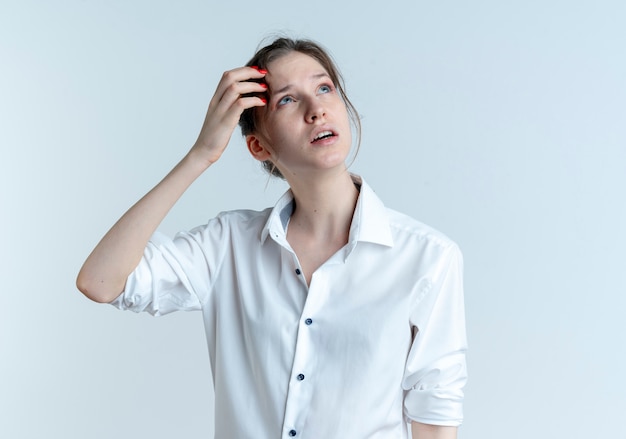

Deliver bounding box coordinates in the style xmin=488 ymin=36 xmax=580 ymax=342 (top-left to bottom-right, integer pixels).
xmin=246 ymin=134 xmax=273 ymax=162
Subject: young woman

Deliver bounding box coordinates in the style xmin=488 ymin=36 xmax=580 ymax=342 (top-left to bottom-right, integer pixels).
xmin=77 ymin=37 xmax=467 ymax=439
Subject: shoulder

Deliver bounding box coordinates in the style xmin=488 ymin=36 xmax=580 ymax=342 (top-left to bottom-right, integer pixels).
xmin=184 ymin=207 xmax=273 ymax=240
xmin=214 ymin=207 xmax=273 ymax=224
xmin=385 ymin=207 xmax=460 ymax=254
xmin=356 ymin=175 xmax=459 ymax=255
xmin=383 ymin=209 xmax=463 ymax=291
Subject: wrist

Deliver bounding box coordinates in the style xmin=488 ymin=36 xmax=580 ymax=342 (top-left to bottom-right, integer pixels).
xmin=185 ymin=145 xmax=217 ymax=171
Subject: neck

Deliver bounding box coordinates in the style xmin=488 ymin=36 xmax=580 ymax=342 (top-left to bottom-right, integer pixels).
xmin=286 ymin=169 xmax=359 ymax=239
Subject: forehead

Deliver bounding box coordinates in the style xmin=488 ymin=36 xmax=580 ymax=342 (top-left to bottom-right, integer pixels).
xmin=265 ymin=52 xmax=329 ymax=86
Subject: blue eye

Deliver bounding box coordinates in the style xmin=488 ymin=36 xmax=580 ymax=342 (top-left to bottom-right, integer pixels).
xmin=278 ymin=96 xmax=294 ymax=106
xmin=319 ymin=85 xmax=332 ymax=94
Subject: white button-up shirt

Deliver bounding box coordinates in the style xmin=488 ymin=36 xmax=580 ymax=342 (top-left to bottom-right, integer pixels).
xmin=112 ymin=176 xmax=467 ymax=439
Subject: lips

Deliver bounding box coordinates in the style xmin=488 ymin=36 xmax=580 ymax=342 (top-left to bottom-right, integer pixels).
xmin=313 ymin=131 xmax=333 ymax=141
xmin=311 ymin=126 xmax=337 ymax=144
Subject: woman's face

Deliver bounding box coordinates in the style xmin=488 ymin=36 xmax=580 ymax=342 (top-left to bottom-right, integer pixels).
xmin=251 ymin=51 xmax=352 ymax=179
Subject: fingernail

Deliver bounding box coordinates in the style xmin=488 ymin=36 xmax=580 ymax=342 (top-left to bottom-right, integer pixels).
xmin=259 ymin=83 xmax=268 ymax=88
xmin=251 ymin=65 xmax=259 ymax=70
xmin=259 ymin=97 xmax=267 ymax=104
xmin=258 ymin=68 xmax=268 ymax=74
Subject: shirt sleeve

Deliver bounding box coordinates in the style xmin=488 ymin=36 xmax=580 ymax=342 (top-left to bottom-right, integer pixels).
xmin=402 ymin=243 xmax=468 ymax=426
xmin=110 ymin=217 xmax=227 ymax=316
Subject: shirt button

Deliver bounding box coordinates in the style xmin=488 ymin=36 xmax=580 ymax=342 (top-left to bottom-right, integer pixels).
xmin=289 ymin=430 xmax=297 ymax=437
xmin=304 ymin=318 xmax=313 ymax=325
xmin=297 ymin=373 xmax=305 ymax=381
xmin=295 ymin=268 xmax=302 ymax=275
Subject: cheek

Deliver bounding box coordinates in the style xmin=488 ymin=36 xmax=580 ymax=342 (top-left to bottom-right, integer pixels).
xmin=267 ymin=119 xmax=294 ymax=143
xmin=256 ymin=115 xmax=278 ymax=141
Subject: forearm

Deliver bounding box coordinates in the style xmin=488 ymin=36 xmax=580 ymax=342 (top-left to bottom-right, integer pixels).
xmin=76 ymin=149 xmax=211 ymax=303
xmin=77 ymin=65 xmax=267 ymax=304
xmin=411 ymin=422 xmax=457 ymax=439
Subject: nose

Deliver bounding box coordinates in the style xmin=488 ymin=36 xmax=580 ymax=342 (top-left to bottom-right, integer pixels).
xmin=305 ymin=98 xmax=326 ymax=123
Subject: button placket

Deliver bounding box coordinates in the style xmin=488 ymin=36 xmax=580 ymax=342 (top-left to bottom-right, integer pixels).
xmin=281 ymin=314 xmax=317 ymax=438
xmin=281 ymin=283 xmax=329 ymax=438
xmin=281 ymin=267 xmax=330 ymax=438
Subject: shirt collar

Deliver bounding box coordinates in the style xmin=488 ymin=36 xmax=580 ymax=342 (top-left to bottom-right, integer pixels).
xmin=261 ymin=174 xmax=394 ymax=248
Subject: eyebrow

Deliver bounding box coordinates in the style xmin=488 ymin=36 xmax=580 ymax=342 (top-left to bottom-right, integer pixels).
xmin=272 ymin=73 xmax=331 ymax=95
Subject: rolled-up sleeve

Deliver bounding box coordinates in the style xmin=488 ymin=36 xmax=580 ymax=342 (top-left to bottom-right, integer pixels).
xmin=402 ymin=243 xmax=468 ymax=426
xmin=110 ymin=216 xmax=227 ymax=316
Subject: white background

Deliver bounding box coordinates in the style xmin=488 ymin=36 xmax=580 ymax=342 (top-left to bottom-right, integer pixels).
xmin=1 ymin=0 xmax=624 ymax=438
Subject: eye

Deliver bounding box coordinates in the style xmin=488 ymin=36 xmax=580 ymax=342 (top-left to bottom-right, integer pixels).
xmin=318 ymin=84 xmax=333 ymax=94
xmin=278 ymin=95 xmax=294 ymax=106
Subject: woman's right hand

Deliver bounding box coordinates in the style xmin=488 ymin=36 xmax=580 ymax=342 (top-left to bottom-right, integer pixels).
xmin=191 ymin=66 xmax=268 ymax=165
xmin=77 ymin=65 xmax=268 ymax=303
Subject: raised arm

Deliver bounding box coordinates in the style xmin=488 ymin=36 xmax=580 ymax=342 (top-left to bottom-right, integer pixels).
xmin=76 ymin=66 xmax=267 ymax=303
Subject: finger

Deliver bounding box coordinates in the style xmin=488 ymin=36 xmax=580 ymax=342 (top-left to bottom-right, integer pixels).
xmin=211 ymin=66 xmax=267 ymax=105
xmin=224 ymin=95 xmax=267 ymax=121
xmin=213 ymin=95 xmax=265 ymax=131
xmin=197 ymin=93 xmax=266 ymax=148
xmin=222 ymin=80 xmax=268 ymax=105
xmin=209 ymin=80 xmax=267 ymax=120
xmin=208 ymin=78 xmax=266 ymax=117
xmin=243 ymin=94 xmax=267 ymax=107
